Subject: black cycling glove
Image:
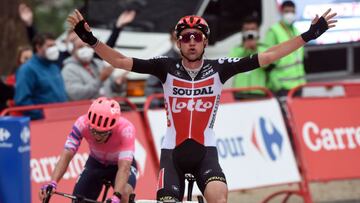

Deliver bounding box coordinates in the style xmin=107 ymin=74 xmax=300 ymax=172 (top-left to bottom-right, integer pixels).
xmin=74 ymin=20 xmax=98 ymax=47
xmin=301 ymin=16 xmax=328 ymax=42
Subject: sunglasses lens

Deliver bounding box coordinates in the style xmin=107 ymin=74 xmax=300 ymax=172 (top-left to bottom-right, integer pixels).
xmin=180 ymin=32 xmax=203 ymax=43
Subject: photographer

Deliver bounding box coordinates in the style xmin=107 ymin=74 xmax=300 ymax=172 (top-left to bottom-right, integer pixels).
xmin=228 ymin=16 xmax=269 ymax=98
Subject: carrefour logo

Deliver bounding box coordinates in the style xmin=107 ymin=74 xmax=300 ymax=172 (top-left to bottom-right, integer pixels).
xmin=21 ymin=126 xmax=30 ymax=144
xmin=0 ymin=128 xmax=13 ymax=148
xmin=252 ymin=117 xmax=283 ymax=161
xmin=0 ymin=128 xmax=11 ymax=142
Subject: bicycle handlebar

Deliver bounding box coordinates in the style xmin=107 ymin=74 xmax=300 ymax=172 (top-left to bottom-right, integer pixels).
xmin=43 ymin=190 xmax=104 ymax=203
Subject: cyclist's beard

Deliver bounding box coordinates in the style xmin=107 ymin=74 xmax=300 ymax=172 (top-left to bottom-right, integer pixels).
xmin=180 ymin=45 xmax=205 ymax=62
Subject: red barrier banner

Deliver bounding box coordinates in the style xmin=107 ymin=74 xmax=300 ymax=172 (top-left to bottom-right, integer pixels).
xmin=288 ymin=97 xmax=360 ymax=181
xmin=30 ymin=112 xmax=158 ymax=203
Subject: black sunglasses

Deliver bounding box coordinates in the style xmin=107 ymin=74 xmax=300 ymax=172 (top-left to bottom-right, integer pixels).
xmin=179 ymin=32 xmax=204 ymax=43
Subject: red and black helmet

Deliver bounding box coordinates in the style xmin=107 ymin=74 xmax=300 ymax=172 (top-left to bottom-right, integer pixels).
xmin=175 ymin=15 xmax=210 ymax=39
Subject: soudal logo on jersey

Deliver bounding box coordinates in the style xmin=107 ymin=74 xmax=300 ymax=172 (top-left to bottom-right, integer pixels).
xmin=173 ymin=87 xmax=214 ymax=96
xmin=172 ymin=78 xmax=215 ymax=96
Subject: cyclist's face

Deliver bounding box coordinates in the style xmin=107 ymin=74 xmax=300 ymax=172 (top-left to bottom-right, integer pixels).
xmin=90 ymin=127 xmax=111 ymax=143
xmin=177 ymin=28 xmax=207 ymax=61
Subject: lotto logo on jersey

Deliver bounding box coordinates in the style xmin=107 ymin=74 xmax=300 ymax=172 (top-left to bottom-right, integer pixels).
xmin=171 ymin=97 xmax=213 ymax=113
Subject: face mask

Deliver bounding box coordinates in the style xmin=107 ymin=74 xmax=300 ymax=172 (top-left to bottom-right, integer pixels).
xmin=76 ymin=47 xmax=94 ymax=62
xmin=282 ymin=12 xmax=296 ymax=25
xmin=45 ymin=46 xmax=60 ymax=61
xmin=242 ymin=30 xmax=259 ymax=40
xmin=66 ymin=42 xmax=74 ymax=53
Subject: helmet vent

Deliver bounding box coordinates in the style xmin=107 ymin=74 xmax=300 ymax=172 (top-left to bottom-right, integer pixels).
xmin=111 ymin=103 xmax=115 ymax=108
xmin=98 ymin=99 xmax=103 ymax=104
xmin=104 ymin=117 xmax=109 ymax=127
xmin=110 ymin=118 xmax=116 ymax=127
xmin=98 ymin=116 xmax=103 ymax=127
xmin=88 ymin=112 xmax=92 ymax=120
xmin=92 ymin=114 xmax=97 ymax=124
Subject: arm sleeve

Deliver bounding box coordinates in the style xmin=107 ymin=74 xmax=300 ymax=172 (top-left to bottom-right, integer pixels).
xmin=106 ymin=27 xmax=122 ymax=48
xmin=117 ymin=123 xmax=135 ymax=161
xmin=61 ymin=65 xmax=101 ymax=100
xmin=94 ymin=27 xmax=123 ymax=60
xmin=218 ymin=54 xmax=260 ymax=84
xmin=26 ymin=25 xmax=37 ymax=42
xmin=64 ymin=119 xmax=84 ymax=153
xmin=132 ymin=57 xmax=168 ymax=83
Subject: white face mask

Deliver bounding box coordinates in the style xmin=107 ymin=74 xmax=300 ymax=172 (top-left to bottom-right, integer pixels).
xmin=45 ymin=46 xmax=60 ymax=61
xmin=76 ymin=47 xmax=94 ymax=63
xmin=66 ymin=42 xmax=74 ymax=53
xmin=282 ymin=12 xmax=296 ymax=25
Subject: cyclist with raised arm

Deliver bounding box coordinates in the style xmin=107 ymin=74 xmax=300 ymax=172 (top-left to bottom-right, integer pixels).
xmin=67 ymin=9 xmax=337 ymax=203
xmin=39 ymin=97 xmax=137 ymax=203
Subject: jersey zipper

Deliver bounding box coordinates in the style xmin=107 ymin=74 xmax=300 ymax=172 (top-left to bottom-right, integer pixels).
xmin=188 ymin=77 xmax=195 ymax=139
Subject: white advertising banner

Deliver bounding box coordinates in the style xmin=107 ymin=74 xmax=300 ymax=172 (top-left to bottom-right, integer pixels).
xmin=146 ymin=98 xmax=300 ymax=192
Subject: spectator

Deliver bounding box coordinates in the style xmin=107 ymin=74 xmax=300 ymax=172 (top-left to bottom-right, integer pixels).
xmin=19 ymin=3 xmax=136 ymax=68
xmin=229 ymin=16 xmax=269 ymax=98
xmin=61 ymin=36 xmax=126 ymax=101
xmin=6 ymin=45 xmax=33 ymax=86
xmin=1 ymin=45 xmax=33 ymax=112
xmin=264 ymin=0 xmax=306 ymax=98
xmin=15 ymin=33 xmax=68 ymax=120
xmin=18 ymin=3 xmax=36 ymax=43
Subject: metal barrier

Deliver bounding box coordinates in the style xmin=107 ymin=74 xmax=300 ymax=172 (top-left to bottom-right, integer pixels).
xmin=0 ymin=97 xmax=137 ymax=120
xmin=286 ymin=82 xmax=360 ymax=203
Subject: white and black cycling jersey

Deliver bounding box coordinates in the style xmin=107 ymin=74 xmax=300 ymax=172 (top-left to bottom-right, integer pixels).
xmin=132 ymin=55 xmax=260 ymax=149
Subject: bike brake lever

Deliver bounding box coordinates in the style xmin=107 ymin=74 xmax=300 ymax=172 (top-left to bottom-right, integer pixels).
xmin=43 ymin=186 xmax=53 ymax=203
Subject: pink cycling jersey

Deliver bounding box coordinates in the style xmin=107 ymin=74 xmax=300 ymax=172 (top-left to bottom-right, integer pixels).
xmin=64 ymin=115 xmax=135 ymax=165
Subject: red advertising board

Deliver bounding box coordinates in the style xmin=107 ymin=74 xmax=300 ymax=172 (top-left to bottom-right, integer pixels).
xmin=288 ymin=96 xmax=360 ymax=181
xmin=29 ymin=111 xmax=158 ymax=202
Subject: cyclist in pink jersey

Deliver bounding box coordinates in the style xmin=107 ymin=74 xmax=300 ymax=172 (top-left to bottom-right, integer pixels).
xmin=39 ymin=97 xmax=137 ymax=203
xmin=67 ymin=9 xmax=337 ymax=203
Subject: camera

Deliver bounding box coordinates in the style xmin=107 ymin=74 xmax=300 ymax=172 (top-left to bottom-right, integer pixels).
xmin=242 ymin=30 xmax=259 ymax=40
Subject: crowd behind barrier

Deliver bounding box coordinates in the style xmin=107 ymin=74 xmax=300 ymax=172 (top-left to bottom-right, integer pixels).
xmin=1 ymin=83 xmax=360 ymax=202
xmin=2 ymin=1 xmax=313 ymax=116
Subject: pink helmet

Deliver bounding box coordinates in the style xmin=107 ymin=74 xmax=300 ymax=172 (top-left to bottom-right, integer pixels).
xmin=87 ymin=97 xmax=121 ymax=132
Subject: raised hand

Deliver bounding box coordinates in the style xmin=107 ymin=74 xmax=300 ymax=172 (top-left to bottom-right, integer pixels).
xmin=312 ymin=8 xmax=337 ymax=28
xmin=116 ymin=10 xmax=136 ymax=28
xmin=67 ymin=9 xmax=85 ymax=30
xmin=67 ymin=9 xmax=98 ymax=47
xmin=301 ymin=8 xmax=337 ymax=42
xmin=18 ymin=3 xmax=33 ymax=26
